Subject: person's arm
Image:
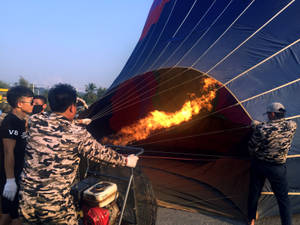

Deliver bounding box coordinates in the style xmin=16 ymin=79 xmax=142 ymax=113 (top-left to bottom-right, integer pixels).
xmin=248 ymin=125 xmax=263 ymax=156
xmin=3 ymin=138 xmax=16 ymax=178
xmin=2 ymin=138 xmax=18 ymax=201
xmin=76 ymin=128 xmax=138 ymax=167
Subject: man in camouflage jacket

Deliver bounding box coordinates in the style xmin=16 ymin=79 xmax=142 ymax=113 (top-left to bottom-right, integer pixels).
xmin=19 ymin=84 xmax=138 ymax=225
xmin=247 ymin=102 xmax=297 ymax=225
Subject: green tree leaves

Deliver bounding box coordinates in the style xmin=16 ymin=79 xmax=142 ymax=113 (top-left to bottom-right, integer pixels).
xmin=82 ymin=83 xmax=107 ymax=106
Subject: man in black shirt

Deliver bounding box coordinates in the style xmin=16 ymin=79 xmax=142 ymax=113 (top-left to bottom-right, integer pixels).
xmin=0 ymin=86 xmax=33 ymax=225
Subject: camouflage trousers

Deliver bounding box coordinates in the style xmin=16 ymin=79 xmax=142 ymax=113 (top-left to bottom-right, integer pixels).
xmin=19 ymin=189 xmax=78 ymax=225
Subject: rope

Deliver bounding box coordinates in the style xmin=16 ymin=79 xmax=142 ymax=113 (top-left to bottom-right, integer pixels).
xmin=128 ymin=79 xmax=300 ymax=143
xmin=191 ymin=0 xmax=256 ymax=67
xmin=135 ymin=0 xmax=181 ymax=76
xmin=91 ymin=72 xmax=157 ymax=120
xmin=173 ymin=0 xmax=234 ymax=67
xmin=224 ymin=39 xmax=300 ymax=86
xmin=90 ymin=67 xmax=192 ymax=120
xmin=127 ymin=0 xmax=179 ymax=78
xmin=91 ymin=67 xmax=199 ymax=121
xmin=159 ymin=0 xmax=217 ymax=69
xmin=91 ymin=0 xmax=291 ymax=119
xmin=239 ymin=77 xmax=300 ymax=104
xmin=131 ymin=125 xmax=250 ymax=146
xmin=261 ymin=192 xmax=300 ymax=196
xmin=206 ymin=0 xmax=295 ymax=74
xmin=147 ymin=0 xmax=200 ymax=71
xmin=92 ymin=35 xmax=300 ymax=121
xmin=91 ymin=0 xmax=216 ymax=119
xmin=90 ymin=0 xmax=296 ymax=124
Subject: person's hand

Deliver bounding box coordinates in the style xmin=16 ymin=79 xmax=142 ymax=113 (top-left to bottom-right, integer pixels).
xmin=3 ymin=178 xmax=17 ymax=201
xmin=251 ymin=120 xmax=260 ymax=127
xmin=77 ymin=119 xmax=92 ymax=125
xmin=126 ymin=154 xmax=139 ymax=168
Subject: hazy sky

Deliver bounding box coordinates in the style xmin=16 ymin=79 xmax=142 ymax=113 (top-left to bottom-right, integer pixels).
xmin=0 ymin=1 xmax=153 ymax=91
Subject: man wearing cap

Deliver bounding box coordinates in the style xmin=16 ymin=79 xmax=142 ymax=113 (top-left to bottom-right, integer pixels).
xmin=247 ymin=102 xmax=297 ymax=225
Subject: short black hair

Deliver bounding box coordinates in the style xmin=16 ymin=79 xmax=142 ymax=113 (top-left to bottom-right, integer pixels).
xmin=34 ymin=95 xmax=47 ymax=105
xmin=7 ymin=86 xmax=34 ymax=108
xmin=48 ymin=83 xmax=77 ymax=112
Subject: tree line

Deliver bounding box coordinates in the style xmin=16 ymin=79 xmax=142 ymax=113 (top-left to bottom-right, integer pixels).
xmin=0 ymin=76 xmax=107 ymax=112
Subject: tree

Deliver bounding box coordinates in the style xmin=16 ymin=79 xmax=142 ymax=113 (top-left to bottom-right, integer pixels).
xmin=0 ymin=80 xmax=10 ymax=89
xmin=83 ymin=83 xmax=98 ymax=106
xmin=17 ymin=76 xmax=30 ymax=87
xmin=97 ymin=87 xmax=107 ymax=99
xmin=85 ymin=83 xmax=97 ymax=93
xmin=14 ymin=76 xmax=37 ymax=93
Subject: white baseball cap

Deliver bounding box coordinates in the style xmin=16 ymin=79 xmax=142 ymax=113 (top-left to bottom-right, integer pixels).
xmin=266 ymin=102 xmax=286 ymax=113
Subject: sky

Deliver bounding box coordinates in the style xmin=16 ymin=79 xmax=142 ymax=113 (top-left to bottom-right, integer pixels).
xmin=0 ymin=0 xmax=153 ymax=92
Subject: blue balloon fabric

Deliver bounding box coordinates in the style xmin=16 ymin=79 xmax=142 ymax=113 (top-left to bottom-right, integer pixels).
xmin=88 ymin=0 xmax=300 ymax=220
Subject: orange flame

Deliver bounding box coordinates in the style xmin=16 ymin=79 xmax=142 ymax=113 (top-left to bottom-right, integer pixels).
xmin=102 ymin=77 xmax=219 ymax=145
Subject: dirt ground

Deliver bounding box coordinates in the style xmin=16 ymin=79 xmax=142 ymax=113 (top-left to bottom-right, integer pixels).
xmin=156 ymin=207 xmax=300 ymax=225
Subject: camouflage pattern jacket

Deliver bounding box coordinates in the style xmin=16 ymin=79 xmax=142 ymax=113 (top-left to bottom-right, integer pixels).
xmin=248 ymin=118 xmax=297 ymax=164
xmin=20 ymin=112 xmax=126 ymax=197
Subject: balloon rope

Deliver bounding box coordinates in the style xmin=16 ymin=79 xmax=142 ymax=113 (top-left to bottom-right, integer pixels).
xmin=90 ymin=0 xmax=295 ymax=121
xmin=224 ymin=39 xmax=300 ymax=86
xmin=206 ymin=0 xmax=295 ymax=74
xmin=89 ymin=0 xmax=253 ymax=116
xmin=170 ymin=0 xmax=234 ymax=68
xmin=147 ymin=0 xmax=200 ymax=71
xmin=158 ymin=0 xmax=217 ymax=69
xmin=142 ymin=154 xmax=300 ymax=160
xmin=131 ymin=125 xmax=251 ymax=146
xmin=140 ymin=151 xmax=248 ymax=160
xmin=121 ymin=29 xmax=155 ymax=82
xmin=91 ymin=0 xmax=171 ymax=103
xmin=90 ymin=67 xmax=183 ymax=120
xmin=128 ymin=78 xmax=300 ymax=143
xmin=126 ymin=0 xmax=178 ymax=78
xmin=93 ymin=0 xmax=249 ymax=119
xmin=170 ymin=194 xmax=248 ymax=205
xmin=92 ymin=33 xmax=299 ymax=121
xmin=105 ymin=0 xmax=249 ymax=115
xmin=131 ymin=113 xmax=300 ymax=147
xmin=91 ymin=71 xmax=159 ymax=120
xmin=190 ymin=0 xmax=255 ymax=68
xmin=286 ymin=115 xmax=300 ymax=120
xmin=287 ymin=154 xmax=300 ymax=159
xmin=93 ymin=0 xmax=294 ymax=114
xmin=151 ymin=0 xmax=293 ymax=75
xmin=91 ymin=67 xmax=198 ymax=121
xmin=262 ymin=192 xmax=300 ymax=195
xmin=239 ymin=78 xmax=300 ymax=104
xmin=134 ymin=0 xmax=180 ymax=76
xmin=88 ymin=0 xmax=179 ymax=113
xmin=93 ymin=0 xmax=294 ymax=119
xmin=91 ymin=73 xmax=299 ymax=123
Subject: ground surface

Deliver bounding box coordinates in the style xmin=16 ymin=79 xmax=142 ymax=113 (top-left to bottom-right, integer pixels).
xmin=156 ymin=207 xmax=300 ymax=225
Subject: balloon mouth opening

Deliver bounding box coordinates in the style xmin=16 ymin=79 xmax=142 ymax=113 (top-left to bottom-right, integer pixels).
xmin=86 ymin=67 xmax=253 ymax=220
xmin=88 ymin=67 xmax=252 ymax=158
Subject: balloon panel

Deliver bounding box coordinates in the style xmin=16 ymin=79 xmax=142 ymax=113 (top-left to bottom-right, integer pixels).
xmin=87 ymin=0 xmax=300 ymax=220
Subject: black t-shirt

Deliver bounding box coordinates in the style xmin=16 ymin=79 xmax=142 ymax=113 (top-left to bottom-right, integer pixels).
xmin=0 ymin=113 xmax=27 ymax=184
